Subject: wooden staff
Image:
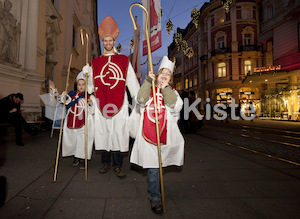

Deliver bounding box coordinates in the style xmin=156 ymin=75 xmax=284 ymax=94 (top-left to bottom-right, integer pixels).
xmin=80 ymin=28 xmax=89 ymax=182
xmin=53 ymin=54 xmax=73 ymax=182
xmin=129 ymin=3 xmax=166 ymax=212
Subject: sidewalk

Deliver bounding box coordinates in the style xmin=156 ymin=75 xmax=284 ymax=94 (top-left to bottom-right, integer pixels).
xmin=0 ymin=130 xmax=300 ymax=218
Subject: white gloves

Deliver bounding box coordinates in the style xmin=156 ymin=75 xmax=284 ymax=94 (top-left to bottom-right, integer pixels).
xmin=58 ymin=92 xmax=71 ymax=105
xmin=82 ymin=64 xmax=94 ymax=94
xmin=82 ymin=64 xmax=92 ymax=78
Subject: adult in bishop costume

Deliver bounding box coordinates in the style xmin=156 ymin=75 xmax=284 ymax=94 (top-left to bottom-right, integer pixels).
xmin=61 ymin=71 xmax=95 ymax=169
xmin=82 ymin=16 xmax=140 ymax=178
xmin=130 ymin=56 xmax=184 ymax=213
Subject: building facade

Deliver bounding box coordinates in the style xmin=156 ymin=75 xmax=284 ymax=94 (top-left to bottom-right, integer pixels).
xmin=243 ymin=0 xmax=300 ymax=120
xmin=0 ymin=0 xmax=100 ymax=121
xmin=168 ymin=0 xmax=300 ymax=120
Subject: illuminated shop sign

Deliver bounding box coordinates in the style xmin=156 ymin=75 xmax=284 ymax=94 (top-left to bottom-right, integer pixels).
xmin=254 ymin=65 xmax=281 ymax=73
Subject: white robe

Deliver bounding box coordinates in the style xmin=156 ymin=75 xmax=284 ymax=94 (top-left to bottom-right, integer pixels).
xmin=88 ymin=54 xmax=140 ymax=152
xmin=130 ymin=90 xmax=185 ymax=168
xmin=62 ymin=96 xmax=95 ymax=160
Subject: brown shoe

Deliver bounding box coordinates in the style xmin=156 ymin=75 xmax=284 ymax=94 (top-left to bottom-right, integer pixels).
xmin=99 ymin=164 xmax=111 ymax=173
xmin=113 ymin=167 xmax=126 ymax=178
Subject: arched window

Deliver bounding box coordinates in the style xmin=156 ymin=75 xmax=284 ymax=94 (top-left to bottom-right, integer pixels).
xmin=218 ymin=62 xmax=226 ymax=77
xmin=244 ymin=60 xmax=252 ymax=75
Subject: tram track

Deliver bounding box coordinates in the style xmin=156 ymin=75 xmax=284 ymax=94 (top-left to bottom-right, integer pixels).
xmin=197 ymin=121 xmax=300 ymax=167
xmin=196 ymin=132 xmax=300 ymax=167
xmin=206 ymin=122 xmax=300 ymax=148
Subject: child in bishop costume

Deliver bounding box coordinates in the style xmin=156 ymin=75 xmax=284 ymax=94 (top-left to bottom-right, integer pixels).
xmin=130 ymin=56 xmax=185 ymax=214
xmin=61 ymin=71 xmax=95 ymax=169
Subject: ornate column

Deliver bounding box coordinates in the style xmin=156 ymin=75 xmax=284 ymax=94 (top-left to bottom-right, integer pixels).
xmin=24 ymin=0 xmax=39 ymax=73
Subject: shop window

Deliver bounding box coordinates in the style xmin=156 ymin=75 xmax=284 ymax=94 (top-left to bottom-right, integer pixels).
xmin=218 ymin=62 xmax=226 ymax=77
xmin=244 ymin=60 xmax=252 ymax=75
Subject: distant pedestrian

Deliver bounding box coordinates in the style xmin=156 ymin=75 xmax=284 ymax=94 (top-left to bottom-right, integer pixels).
xmin=60 ymin=71 xmax=95 ymax=169
xmin=130 ymin=56 xmax=185 ymax=214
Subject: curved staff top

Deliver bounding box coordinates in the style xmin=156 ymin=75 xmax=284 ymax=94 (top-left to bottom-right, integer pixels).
xmin=129 ymin=3 xmax=166 ymax=213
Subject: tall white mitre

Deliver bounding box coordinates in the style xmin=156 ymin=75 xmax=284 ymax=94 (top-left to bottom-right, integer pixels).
xmin=158 ymin=56 xmax=175 ymax=74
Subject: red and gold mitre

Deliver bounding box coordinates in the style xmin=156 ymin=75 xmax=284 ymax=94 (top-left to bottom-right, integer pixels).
xmin=98 ymin=16 xmax=119 ymax=40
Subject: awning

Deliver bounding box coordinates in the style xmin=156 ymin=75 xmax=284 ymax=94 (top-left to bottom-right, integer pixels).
xmin=242 ymin=71 xmax=289 ymax=84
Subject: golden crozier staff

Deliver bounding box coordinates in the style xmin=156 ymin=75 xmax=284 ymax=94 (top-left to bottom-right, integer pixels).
xmin=129 ymin=3 xmax=166 ymax=212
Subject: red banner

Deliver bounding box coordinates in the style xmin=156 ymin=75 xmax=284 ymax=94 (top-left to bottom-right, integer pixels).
xmin=142 ymin=0 xmax=162 ymax=56
xmin=129 ymin=18 xmax=142 ymax=83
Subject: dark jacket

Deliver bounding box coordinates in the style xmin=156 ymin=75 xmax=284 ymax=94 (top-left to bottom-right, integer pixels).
xmin=0 ymin=94 xmax=21 ymax=121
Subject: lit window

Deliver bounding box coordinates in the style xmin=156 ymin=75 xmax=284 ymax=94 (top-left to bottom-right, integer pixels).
xmin=244 ymin=60 xmax=252 ymax=75
xmin=189 ymin=77 xmax=193 ymax=88
xmin=216 ymin=10 xmax=225 ymax=26
xmin=218 ymin=62 xmax=226 ymax=77
xmin=185 ymin=78 xmax=188 ymax=89
xmin=194 ymin=74 xmax=197 ymax=86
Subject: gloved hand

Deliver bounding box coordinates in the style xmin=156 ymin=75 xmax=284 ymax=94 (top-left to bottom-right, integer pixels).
xmin=82 ymin=64 xmax=92 ymax=78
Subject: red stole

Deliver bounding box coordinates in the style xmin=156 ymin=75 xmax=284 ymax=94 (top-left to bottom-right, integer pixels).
xmin=92 ymin=54 xmax=129 ymax=118
xmin=67 ymin=92 xmax=87 ymax=129
xmin=142 ymin=86 xmax=167 ymax=146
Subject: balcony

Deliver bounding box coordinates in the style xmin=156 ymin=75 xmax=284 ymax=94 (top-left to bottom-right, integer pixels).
xmin=239 ymin=45 xmax=261 ymax=52
xmin=211 ymin=47 xmax=230 ymax=56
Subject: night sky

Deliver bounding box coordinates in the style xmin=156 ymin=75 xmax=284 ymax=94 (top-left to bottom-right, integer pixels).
xmin=97 ymin=0 xmax=207 ymax=80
